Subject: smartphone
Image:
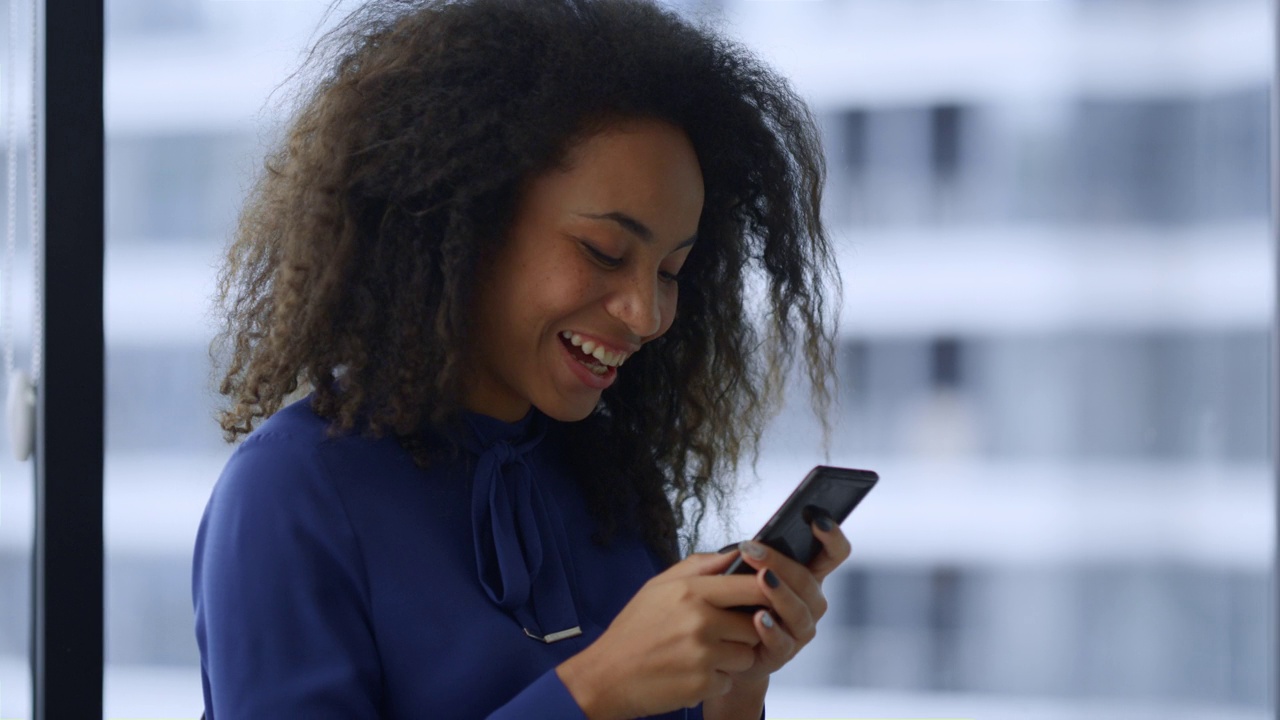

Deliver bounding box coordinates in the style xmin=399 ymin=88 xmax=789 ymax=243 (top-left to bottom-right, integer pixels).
xmin=723 ymin=465 xmax=878 ymax=576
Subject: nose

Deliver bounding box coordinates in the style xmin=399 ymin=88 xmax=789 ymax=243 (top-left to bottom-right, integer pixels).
xmin=605 ymin=270 xmax=664 ymax=339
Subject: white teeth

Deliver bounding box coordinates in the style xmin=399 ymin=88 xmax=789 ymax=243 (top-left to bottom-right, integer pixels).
xmin=562 ymin=331 xmax=629 ymax=368
xmin=597 ymin=347 xmax=619 ymax=366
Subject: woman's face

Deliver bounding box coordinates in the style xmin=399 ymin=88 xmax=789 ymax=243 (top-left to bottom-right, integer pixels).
xmin=467 ymin=118 xmax=705 ymax=422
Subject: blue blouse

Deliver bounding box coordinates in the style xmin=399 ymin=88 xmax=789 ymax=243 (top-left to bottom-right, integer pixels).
xmin=193 ymin=397 xmax=710 ymax=719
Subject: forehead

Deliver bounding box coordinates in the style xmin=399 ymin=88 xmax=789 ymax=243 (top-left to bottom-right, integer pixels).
xmin=524 ymin=118 xmax=705 ymax=237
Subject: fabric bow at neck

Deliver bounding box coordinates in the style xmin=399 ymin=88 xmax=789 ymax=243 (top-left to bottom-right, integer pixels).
xmin=463 ymin=413 xmax=582 ymax=643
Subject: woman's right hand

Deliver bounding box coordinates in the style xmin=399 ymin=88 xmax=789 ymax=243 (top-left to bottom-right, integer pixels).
xmin=556 ymin=550 xmax=767 ymax=720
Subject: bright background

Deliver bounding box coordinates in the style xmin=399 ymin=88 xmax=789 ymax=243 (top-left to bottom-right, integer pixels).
xmin=0 ymin=0 xmax=1271 ymax=718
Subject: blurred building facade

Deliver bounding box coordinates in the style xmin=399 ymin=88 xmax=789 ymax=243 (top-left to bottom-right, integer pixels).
xmin=0 ymin=0 xmax=1270 ymax=717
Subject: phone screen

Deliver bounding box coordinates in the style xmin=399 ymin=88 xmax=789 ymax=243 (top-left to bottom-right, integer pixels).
xmin=723 ymin=465 xmax=878 ymax=575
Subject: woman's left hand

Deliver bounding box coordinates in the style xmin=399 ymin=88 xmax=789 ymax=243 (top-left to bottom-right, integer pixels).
xmin=725 ymin=513 xmax=852 ymax=685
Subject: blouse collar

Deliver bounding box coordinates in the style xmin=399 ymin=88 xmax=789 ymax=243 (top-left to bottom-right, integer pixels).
xmin=459 ymin=406 xmax=583 ymax=644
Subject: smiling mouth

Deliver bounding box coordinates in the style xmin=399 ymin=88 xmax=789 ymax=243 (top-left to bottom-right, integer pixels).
xmin=558 ymin=331 xmax=627 ymax=376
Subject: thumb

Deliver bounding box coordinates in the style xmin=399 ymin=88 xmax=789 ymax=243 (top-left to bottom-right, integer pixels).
xmin=660 ymin=548 xmax=740 ymax=580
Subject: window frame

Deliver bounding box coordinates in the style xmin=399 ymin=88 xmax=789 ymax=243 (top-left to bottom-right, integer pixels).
xmin=31 ymin=1 xmax=105 ymax=718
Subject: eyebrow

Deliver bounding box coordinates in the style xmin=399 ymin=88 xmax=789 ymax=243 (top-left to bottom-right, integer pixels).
xmin=577 ymin=211 xmax=697 ymax=249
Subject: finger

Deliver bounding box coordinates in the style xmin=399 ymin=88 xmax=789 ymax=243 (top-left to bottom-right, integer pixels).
xmin=712 ymin=638 xmax=757 ymax=675
xmin=682 ymin=589 xmax=763 ymax=646
xmin=706 ymin=670 xmax=734 ymax=699
xmin=714 ymin=606 xmax=766 ymax=647
xmin=733 ymin=541 xmax=823 ymax=611
xmin=807 ymin=513 xmax=851 ymax=581
xmin=753 ymin=609 xmax=797 ymax=668
xmin=685 ymin=574 xmax=769 ymax=613
xmin=756 ymin=566 xmax=816 ymax=644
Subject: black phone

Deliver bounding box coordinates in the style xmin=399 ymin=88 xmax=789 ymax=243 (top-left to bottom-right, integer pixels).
xmin=723 ymin=465 xmax=878 ymax=576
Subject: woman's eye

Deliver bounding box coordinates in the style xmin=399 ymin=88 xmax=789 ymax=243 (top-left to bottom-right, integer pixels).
xmin=583 ymin=243 xmax=622 ymax=268
xmin=658 ymin=270 xmax=680 ymax=284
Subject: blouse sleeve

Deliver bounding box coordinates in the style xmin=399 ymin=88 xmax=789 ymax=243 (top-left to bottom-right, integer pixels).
xmin=485 ymin=670 xmax=724 ymax=720
xmin=484 ymin=668 xmax=588 ymax=719
xmin=193 ymin=432 xmax=382 ymax=719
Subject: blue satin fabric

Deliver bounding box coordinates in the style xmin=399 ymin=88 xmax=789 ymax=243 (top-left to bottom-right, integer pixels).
xmin=194 ymin=397 xmax=716 ymax=718
xmin=463 ymin=412 xmax=583 ymax=642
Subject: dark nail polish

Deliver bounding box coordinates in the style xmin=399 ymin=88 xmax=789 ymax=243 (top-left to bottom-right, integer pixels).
xmin=717 ymin=543 xmax=740 ymax=554
xmin=764 ymin=570 xmax=780 ymax=589
xmin=814 ymin=514 xmax=834 ymax=532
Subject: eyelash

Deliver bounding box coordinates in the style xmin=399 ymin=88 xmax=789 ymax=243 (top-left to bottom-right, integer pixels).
xmin=584 ymin=243 xmax=622 ymax=268
xmin=583 ymin=243 xmax=680 ymax=283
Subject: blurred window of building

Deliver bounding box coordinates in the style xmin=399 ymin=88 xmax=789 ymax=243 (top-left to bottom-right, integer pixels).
xmin=729 ymin=0 xmax=1272 ymax=717
xmin=15 ymin=0 xmax=1261 ymax=717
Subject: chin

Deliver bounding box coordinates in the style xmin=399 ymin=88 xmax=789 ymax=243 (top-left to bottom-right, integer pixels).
xmin=534 ymin=397 xmax=600 ymax=424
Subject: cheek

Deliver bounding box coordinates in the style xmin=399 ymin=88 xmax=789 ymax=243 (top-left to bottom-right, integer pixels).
xmin=532 ymin=262 xmax=605 ymax=321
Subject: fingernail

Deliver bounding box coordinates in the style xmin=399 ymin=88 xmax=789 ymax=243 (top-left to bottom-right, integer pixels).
xmin=717 ymin=543 xmax=740 ymax=554
xmin=740 ymin=541 xmax=767 ymax=560
xmin=814 ymin=514 xmax=834 ymax=532
xmin=760 ymin=611 xmax=775 ymax=629
xmin=764 ymin=570 xmax=780 ymax=589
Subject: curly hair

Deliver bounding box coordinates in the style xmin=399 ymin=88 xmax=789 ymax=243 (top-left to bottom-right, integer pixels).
xmin=214 ymin=0 xmax=839 ymax=564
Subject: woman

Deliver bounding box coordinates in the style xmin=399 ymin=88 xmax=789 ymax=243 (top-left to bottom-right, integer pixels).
xmin=195 ymin=0 xmax=847 ymax=717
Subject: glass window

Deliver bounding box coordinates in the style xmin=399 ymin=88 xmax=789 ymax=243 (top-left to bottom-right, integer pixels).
xmin=101 ymin=2 xmax=337 ymax=716
xmin=78 ymin=0 xmax=1276 ymax=717
xmin=0 ymin=0 xmax=38 ymax=711
xmin=727 ymin=0 xmax=1271 ymax=716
